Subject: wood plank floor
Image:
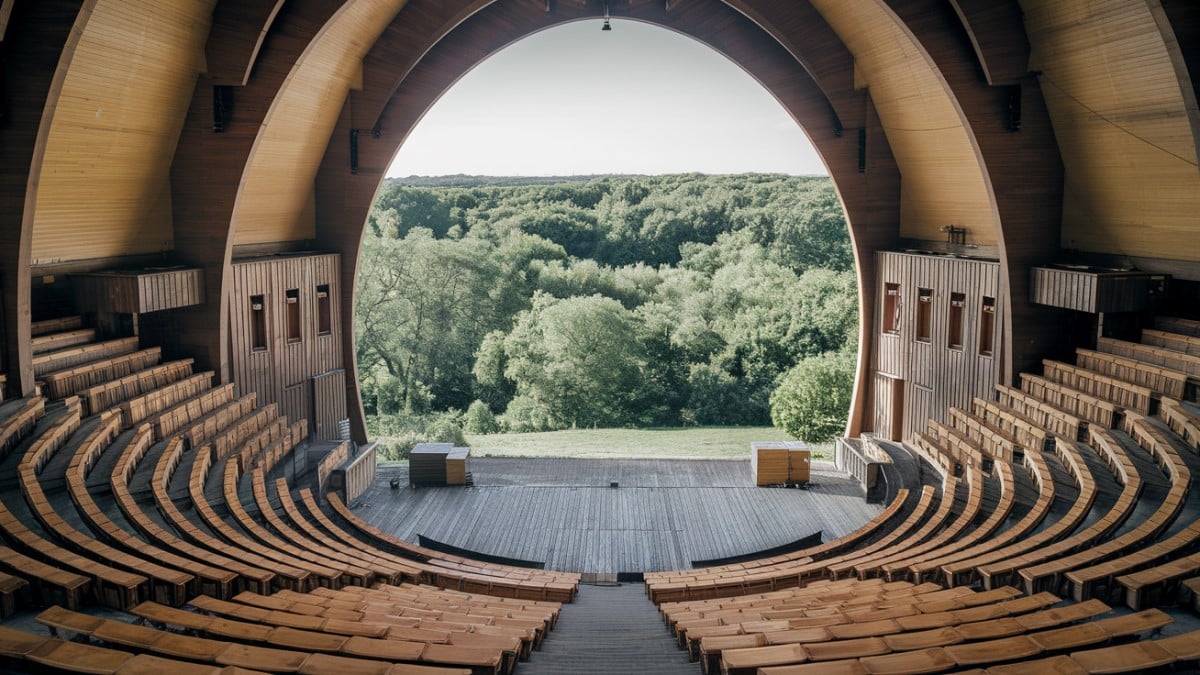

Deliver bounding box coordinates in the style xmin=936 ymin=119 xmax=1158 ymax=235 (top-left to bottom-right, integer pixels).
xmin=355 ymin=458 xmax=881 ymax=574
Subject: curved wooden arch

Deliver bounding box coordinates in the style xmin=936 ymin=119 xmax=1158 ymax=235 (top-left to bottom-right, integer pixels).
xmin=312 ymin=0 xmax=905 ymax=441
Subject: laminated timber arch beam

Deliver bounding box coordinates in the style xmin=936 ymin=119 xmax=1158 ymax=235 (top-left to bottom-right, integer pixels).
xmin=168 ymin=0 xmax=351 ymax=381
xmin=311 ymin=0 xmax=903 ymax=443
xmin=0 ymin=0 xmax=92 ymax=396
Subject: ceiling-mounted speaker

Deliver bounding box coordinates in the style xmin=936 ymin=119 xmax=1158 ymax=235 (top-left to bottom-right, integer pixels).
xmin=1007 ymin=85 xmax=1022 ymax=131
xmin=212 ymin=86 xmax=233 ymax=132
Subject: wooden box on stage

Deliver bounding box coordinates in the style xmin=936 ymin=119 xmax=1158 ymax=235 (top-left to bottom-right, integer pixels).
xmin=751 ymin=441 xmax=810 ymax=486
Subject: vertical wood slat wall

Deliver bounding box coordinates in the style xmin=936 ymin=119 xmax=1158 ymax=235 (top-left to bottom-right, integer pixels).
xmin=871 ymin=251 xmax=1004 ymax=439
xmin=229 ymin=254 xmax=343 ymax=437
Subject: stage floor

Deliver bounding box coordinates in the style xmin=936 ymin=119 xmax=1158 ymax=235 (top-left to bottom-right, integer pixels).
xmin=353 ymin=457 xmax=881 ymax=574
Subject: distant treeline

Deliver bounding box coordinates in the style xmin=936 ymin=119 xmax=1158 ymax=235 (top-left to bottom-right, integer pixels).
xmin=356 ymin=173 xmax=857 ymax=440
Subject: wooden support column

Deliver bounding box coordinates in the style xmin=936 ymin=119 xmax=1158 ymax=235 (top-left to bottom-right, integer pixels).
xmin=0 ymin=0 xmax=90 ymax=396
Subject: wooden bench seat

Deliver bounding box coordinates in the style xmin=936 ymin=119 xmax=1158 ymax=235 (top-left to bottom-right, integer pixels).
xmin=844 ymin=476 xmax=967 ymax=580
xmin=30 ymin=316 xmax=84 ymax=336
xmin=973 ymin=397 xmax=1051 ymax=454
xmin=187 ymin=446 xmax=343 ymax=590
xmin=178 ymin=394 xmax=259 ymax=451
xmin=1099 ymin=337 xmax=1200 ymax=381
xmin=119 ymin=371 xmax=214 ymax=427
xmin=32 ymin=327 xmax=96 ymax=355
xmin=20 ymin=411 xmax=194 ymax=606
xmin=1142 ymin=328 xmax=1200 ymax=357
xmin=33 ymin=336 xmax=141 ymax=378
xmin=148 ymin=382 xmax=236 ymax=441
xmin=152 ymin=437 xmax=311 ymax=591
xmin=111 ymin=426 xmax=275 ymax=595
xmin=44 ymin=348 xmax=165 ymax=402
xmin=972 ymin=435 xmax=1120 ymax=591
xmin=40 ymin=605 xmax=485 ymax=674
xmin=817 ymin=487 xmax=939 ymax=582
xmin=251 ymin=472 xmax=405 ymax=585
xmin=1042 ymin=360 xmax=1155 ymax=415
xmin=77 ymin=357 xmax=193 ymax=415
xmin=1020 ymin=374 xmax=1117 ymax=429
xmin=321 ymin=491 xmax=580 ymax=602
xmin=0 ymin=396 xmax=45 ymax=459
xmin=69 ymin=415 xmax=238 ymax=600
xmin=1076 ymin=348 xmax=1189 ymax=399
xmin=996 ymin=384 xmax=1084 ymax=440
xmin=911 ymin=451 xmax=1052 ymax=584
xmin=949 ymin=407 xmax=1022 ymax=462
xmin=218 ymin=459 xmax=372 ymax=588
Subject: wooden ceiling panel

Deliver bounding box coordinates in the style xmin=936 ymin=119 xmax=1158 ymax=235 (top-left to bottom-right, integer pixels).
xmin=231 ymin=0 xmax=408 ymax=247
xmin=810 ymin=0 xmax=998 ymax=246
xmin=30 ymin=0 xmax=216 ymax=265
xmin=1023 ymin=0 xmax=1200 ymax=261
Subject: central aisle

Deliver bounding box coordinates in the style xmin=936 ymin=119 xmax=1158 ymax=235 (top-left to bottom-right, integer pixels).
xmin=521 ymin=583 xmax=695 ymax=674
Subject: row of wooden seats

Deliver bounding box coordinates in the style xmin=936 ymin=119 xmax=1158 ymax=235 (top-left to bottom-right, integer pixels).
xmin=643 ymin=487 xmax=912 ymax=590
xmin=76 ymin=356 xmax=191 ymax=414
xmin=1142 ymin=327 xmax=1200 ymax=357
xmin=915 ymin=449 xmax=1053 ymax=585
xmin=119 ymin=371 xmax=214 ymax=427
xmin=248 ymin=471 xmax=405 ymax=587
xmin=720 ymin=607 xmax=1173 ymax=675
xmin=208 ymin=404 xmax=282 ymax=459
xmin=186 ymin=592 xmax=524 ymax=674
xmin=755 ymin=627 xmax=1199 ymax=675
xmin=17 ymin=409 xmax=192 ymax=608
xmin=972 ymin=396 xmax=1051 ymax=454
xmin=1099 ymin=336 xmax=1200 ymax=381
xmin=32 ymin=336 xmax=140 ymax=378
xmin=708 ymin=593 xmax=1100 ymax=675
xmin=947 ymin=407 xmax=1022 ymax=462
xmin=882 ymin=459 xmax=1015 ymax=583
xmin=31 ymin=327 xmax=96 ymax=355
xmin=185 ymin=437 xmax=345 ymax=590
xmin=1019 ymin=373 xmax=1117 ymax=429
xmin=1159 ymin=396 xmax=1200 ymax=450
xmin=30 ymin=315 xmax=83 ymax=336
xmin=1042 ymin=360 xmax=1155 ymax=416
xmin=36 ymin=605 xmax=479 ymax=675
xmin=0 ymin=396 xmax=45 ymax=458
xmin=0 ymin=623 xmax=276 ymax=675
xmin=978 ymin=428 xmax=1138 ymax=592
xmin=151 ymin=382 xmax=237 ymax=442
xmin=650 ymin=487 xmax=938 ymax=604
xmin=996 ymin=384 xmax=1084 ymax=440
xmin=1076 ymin=347 xmax=1189 ymax=400
xmin=152 ymin=437 xmax=312 ymax=591
xmin=0 ymin=401 xmax=147 ymax=610
xmin=1020 ymin=416 xmax=1190 ymax=598
xmin=950 ymin=437 xmax=1096 ymax=589
xmin=43 ymin=348 xmax=165 ymax=401
xmin=928 ymin=420 xmax=997 ymax=471
xmin=68 ymin=413 xmax=239 ymax=600
xmin=182 ymin=394 xmax=261 ymax=451
xmin=111 ymin=425 xmax=276 ymax=595
xmin=323 ymin=491 xmax=581 ymax=603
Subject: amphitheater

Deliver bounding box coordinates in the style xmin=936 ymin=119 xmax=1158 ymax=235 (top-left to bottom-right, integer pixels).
xmin=2 ymin=0 xmax=1200 ymax=673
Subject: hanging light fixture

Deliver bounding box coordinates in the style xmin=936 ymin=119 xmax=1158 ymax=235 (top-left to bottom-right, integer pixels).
xmin=602 ymin=1 xmax=612 ymax=31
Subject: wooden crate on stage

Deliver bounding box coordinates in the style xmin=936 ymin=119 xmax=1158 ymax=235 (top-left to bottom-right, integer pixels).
xmin=409 ymin=442 xmax=451 ymax=487
xmin=445 ymin=447 xmax=470 ymax=485
xmin=751 ymin=441 xmax=810 ymax=486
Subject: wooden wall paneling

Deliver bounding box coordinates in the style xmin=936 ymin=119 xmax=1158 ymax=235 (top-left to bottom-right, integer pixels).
xmin=314 ymin=0 xmax=903 ymax=442
xmin=311 ymin=368 xmax=347 ymax=440
xmin=281 ymin=382 xmax=309 ymax=428
xmin=206 ymin=0 xmax=287 ymax=86
xmin=30 ymin=0 xmax=216 ymax=264
xmin=880 ymin=0 xmax=1064 ymax=385
xmin=948 ymin=0 xmax=1030 ymax=85
xmin=873 ymin=252 xmax=1002 ymax=441
xmin=169 ymin=0 xmax=345 ymax=382
xmin=228 ymin=260 xmax=280 ymax=407
xmin=230 ymin=0 xmax=407 ymax=248
xmin=1023 ymin=0 xmax=1200 ymax=262
xmin=0 ymin=0 xmax=89 ymax=396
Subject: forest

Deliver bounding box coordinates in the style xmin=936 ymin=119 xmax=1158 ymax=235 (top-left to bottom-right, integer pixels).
xmin=354 ymin=173 xmax=858 ymax=454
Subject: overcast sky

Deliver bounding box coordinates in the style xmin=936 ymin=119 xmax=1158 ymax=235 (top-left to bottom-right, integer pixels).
xmin=387 ymin=19 xmax=827 ymax=177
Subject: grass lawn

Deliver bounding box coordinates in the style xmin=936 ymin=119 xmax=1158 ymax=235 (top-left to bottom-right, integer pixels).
xmin=459 ymin=426 xmax=831 ymax=461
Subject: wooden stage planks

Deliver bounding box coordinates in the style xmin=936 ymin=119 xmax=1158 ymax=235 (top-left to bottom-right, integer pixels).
xmin=356 ymin=457 xmax=881 ymax=575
